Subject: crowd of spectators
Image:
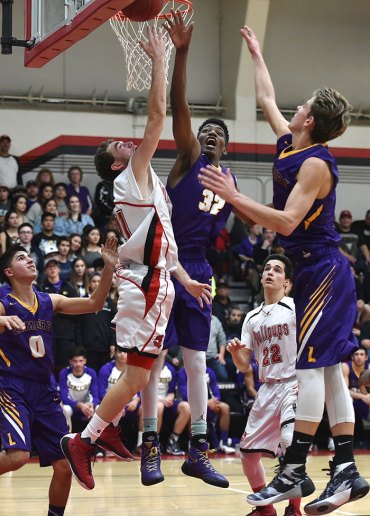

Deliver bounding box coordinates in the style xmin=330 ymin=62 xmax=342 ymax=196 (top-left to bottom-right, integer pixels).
xmin=0 ymin=137 xmax=369 ymax=452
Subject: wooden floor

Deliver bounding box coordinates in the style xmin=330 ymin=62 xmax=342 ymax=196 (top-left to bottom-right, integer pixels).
xmin=1 ymin=451 xmax=370 ymax=516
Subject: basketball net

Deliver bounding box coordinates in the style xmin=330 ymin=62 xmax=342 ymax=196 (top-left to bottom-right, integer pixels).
xmin=110 ymin=1 xmax=193 ymax=92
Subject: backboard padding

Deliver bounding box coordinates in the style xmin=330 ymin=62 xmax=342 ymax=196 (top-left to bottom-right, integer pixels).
xmin=25 ymin=0 xmax=135 ymax=68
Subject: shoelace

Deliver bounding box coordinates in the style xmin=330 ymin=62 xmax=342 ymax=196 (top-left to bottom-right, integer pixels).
xmin=143 ymin=445 xmax=160 ymax=472
xmin=195 ymin=450 xmax=217 ymax=472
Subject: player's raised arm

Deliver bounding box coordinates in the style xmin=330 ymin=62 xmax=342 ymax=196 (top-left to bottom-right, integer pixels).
xmin=51 ymin=236 xmax=118 ymax=314
xmin=131 ymin=27 xmax=168 ymax=187
xmin=241 ymin=26 xmax=289 ymax=138
xmin=163 ymin=10 xmax=199 ymax=175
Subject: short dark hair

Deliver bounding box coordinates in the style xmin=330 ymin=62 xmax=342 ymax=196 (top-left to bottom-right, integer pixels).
xmin=197 ymin=118 xmax=230 ymax=146
xmin=0 ymin=244 xmax=28 ymax=284
xmin=41 ymin=211 xmax=56 ymax=222
xmin=94 ymin=140 xmax=121 ymax=182
xmin=262 ymin=253 xmax=294 ymax=281
xmin=309 ymin=87 xmax=352 ymax=143
xmin=18 ymin=222 xmax=33 ymax=232
xmin=69 ymin=346 xmax=87 ymax=360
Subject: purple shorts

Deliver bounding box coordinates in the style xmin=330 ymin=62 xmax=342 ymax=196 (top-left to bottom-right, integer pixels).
xmin=0 ymin=375 xmax=68 ymax=466
xmin=294 ymin=248 xmax=358 ymax=369
xmin=164 ymin=260 xmax=212 ymax=352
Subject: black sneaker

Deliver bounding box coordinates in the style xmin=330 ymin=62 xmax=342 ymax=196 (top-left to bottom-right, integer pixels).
xmin=247 ymin=465 xmax=315 ymax=506
xmin=166 ymin=437 xmax=185 ymax=456
xmin=304 ymin=461 xmax=369 ymax=515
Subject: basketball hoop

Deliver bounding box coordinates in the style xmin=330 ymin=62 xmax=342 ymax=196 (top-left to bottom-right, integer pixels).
xmin=110 ymin=1 xmax=193 ymax=92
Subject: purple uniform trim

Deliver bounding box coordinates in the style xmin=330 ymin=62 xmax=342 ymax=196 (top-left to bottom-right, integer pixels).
xmin=0 ymin=376 xmax=68 ymax=466
xmin=165 ymin=154 xmax=234 ymax=350
xmin=164 ymin=261 xmax=212 ymax=351
xmin=295 ymin=248 xmax=358 ymax=369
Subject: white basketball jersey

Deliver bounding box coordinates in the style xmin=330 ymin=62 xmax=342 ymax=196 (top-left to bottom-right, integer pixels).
xmin=113 ymin=159 xmax=178 ymax=271
xmin=241 ymin=296 xmax=297 ymax=382
xmin=158 ymin=364 xmax=173 ymax=399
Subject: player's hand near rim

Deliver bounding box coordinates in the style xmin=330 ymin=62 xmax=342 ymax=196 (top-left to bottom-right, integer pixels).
xmin=163 ymin=8 xmax=194 ymax=50
xmin=227 ymin=337 xmax=252 ymax=373
xmin=139 ymin=25 xmax=167 ymax=61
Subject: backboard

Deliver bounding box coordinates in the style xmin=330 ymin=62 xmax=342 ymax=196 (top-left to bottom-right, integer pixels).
xmin=24 ymin=0 xmax=135 ymax=68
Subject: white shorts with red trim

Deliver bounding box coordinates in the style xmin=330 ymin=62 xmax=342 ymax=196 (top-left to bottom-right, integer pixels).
xmin=240 ymin=379 xmax=298 ymax=457
xmin=113 ymin=264 xmax=175 ymax=358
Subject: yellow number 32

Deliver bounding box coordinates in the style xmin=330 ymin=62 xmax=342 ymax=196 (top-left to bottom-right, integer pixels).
xmin=198 ymin=189 xmax=225 ymax=215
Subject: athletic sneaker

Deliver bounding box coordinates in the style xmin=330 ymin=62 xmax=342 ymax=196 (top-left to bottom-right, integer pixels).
xmin=60 ymin=433 xmax=95 ymax=490
xmin=95 ymin=423 xmax=133 ymax=461
xmin=219 ymin=440 xmax=236 ymax=454
xmin=304 ymin=461 xmax=369 ymax=515
xmin=166 ymin=437 xmax=185 ymax=456
xmin=141 ymin=436 xmax=164 ymax=486
xmin=247 ymin=465 xmax=315 ymax=506
xmin=181 ymin=440 xmax=229 ymax=488
xmin=283 ymin=502 xmax=302 ymax=516
xmin=245 ymin=507 xmax=276 ymax=516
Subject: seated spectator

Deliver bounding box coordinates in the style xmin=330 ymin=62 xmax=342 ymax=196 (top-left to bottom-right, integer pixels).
xmin=54 ymin=182 xmax=69 ymax=217
xmin=32 ymin=197 xmax=66 ymax=236
xmin=237 ymin=223 xmax=262 ymax=297
xmin=0 ymin=134 xmax=20 ymax=189
xmin=32 ymin=212 xmax=59 ymax=256
xmin=26 ymin=182 xmax=55 ymax=225
xmin=206 ymin=314 xmax=229 ymax=382
xmin=93 ymin=180 xmax=114 ymax=230
xmin=64 ymin=195 xmax=94 ymax=236
xmin=59 ymin=347 xmax=99 ymax=432
xmin=98 ymin=347 xmax=141 ymax=454
xmin=337 ymin=209 xmax=368 ymax=270
xmin=57 ymin=236 xmax=72 ymax=282
xmin=69 ymin=257 xmax=89 ymax=297
xmin=224 ymin=305 xmax=245 ymax=382
xmin=0 ymin=185 xmax=11 ymax=228
xmin=35 ymin=167 xmax=55 ymax=187
xmin=212 ymin=278 xmax=234 ymax=329
xmin=157 ymin=359 xmax=190 ymax=455
xmin=79 ymin=271 xmax=117 ymax=371
xmin=165 ymin=343 xmax=183 ymax=370
xmin=178 ymin=366 xmax=235 ymax=454
xmin=354 ymin=299 xmax=370 ymax=343
xmin=11 ymin=194 xmax=29 ymax=226
xmin=342 ymin=348 xmax=370 ymax=448
xmin=25 ymin=179 xmax=39 ymax=210
xmin=81 ymin=226 xmax=102 ymax=270
xmin=206 ymin=227 xmax=230 ymax=278
xmin=68 ymin=233 xmax=83 ymax=261
xmin=67 ymin=166 xmax=93 ymax=215
xmin=0 ymin=210 xmax=19 ymax=254
xmin=39 ymin=257 xmax=79 ymax=371
xmin=253 ymin=227 xmax=277 ymax=269
xmin=361 ymin=320 xmax=370 ymax=354
xmin=18 ymin=222 xmax=43 ymax=275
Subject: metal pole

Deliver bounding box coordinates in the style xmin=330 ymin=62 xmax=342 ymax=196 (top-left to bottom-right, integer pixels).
xmin=1 ymin=0 xmax=14 ymax=55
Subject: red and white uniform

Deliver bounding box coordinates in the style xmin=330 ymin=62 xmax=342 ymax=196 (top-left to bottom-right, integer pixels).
xmin=240 ymin=296 xmax=298 ymax=457
xmin=113 ymin=160 xmax=177 ymax=357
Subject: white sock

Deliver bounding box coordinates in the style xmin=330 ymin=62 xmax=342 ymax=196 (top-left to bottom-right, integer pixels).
xmin=111 ymin=410 xmax=124 ymax=427
xmin=81 ymin=414 xmax=109 ymax=443
xmin=137 ymin=431 xmax=143 ymax=447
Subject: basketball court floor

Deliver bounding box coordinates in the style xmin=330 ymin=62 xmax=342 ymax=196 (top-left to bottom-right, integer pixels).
xmin=1 ymin=451 xmax=369 ymax=515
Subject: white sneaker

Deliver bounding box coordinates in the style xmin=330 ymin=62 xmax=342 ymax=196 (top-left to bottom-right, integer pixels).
xmin=219 ymin=441 xmax=236 ymax=454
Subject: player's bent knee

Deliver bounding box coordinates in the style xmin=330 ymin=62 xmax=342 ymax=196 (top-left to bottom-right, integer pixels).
xmin=52 ymin=458 xmax=72 ymax=479
xmin=6 ymin=449 xmax=30 ymax=470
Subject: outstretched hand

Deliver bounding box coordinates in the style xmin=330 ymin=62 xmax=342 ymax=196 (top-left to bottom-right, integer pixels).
xmin=226 ymin=338 xmax=246 ymax=354
xmin=163 ymin=8 xmax=194 ymax=49
xmin=198 ymin=164 xmax=237 ymax=203
xmin=101 ymin=236 xmax=118 ymax=269
xmin=240 ymin=25 xmax=261 ymax=56
xmin=139 ymin=26 xmax=167 ymax=60
xmin=184 ymin=279 xmax=213 ymax=308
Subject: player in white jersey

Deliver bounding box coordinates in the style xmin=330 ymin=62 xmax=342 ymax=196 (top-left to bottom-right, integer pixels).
xmin=227 ymin=254 xmax=301 ymax=516
xmin=61 ymin=27 xmax=212 ymax=491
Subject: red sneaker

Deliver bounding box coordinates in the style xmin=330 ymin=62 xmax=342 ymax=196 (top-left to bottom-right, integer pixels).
xmin=95 ymin=423 xmax=133 ymax=461
xmin=284 ymin=502 xmax=302 ymax=516
xmin=246 ymin=508 xmax=277 ymax=516
xmin=60 ymin=433 xmax=95 ymax=490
